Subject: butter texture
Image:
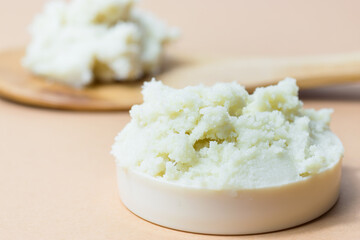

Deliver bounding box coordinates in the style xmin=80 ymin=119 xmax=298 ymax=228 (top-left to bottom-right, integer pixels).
xmin=23 ymin=0 xmax=178 ymax=87
xmin=112 ymin=78 xmax=344 ymax=189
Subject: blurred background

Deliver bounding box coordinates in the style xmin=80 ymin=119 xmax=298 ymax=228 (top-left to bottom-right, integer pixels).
xmin=1 ymin=0 xmax=360 ymax=57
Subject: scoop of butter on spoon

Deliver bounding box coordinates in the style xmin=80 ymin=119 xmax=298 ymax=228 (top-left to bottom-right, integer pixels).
xmin=0 ymin=49 xmax=359 ymax=110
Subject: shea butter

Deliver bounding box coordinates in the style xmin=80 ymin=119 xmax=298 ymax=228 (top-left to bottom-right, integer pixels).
xmin=112 ymin=78 xmax=343 ymax=189
xmin=23 ymin=0 xmax=178 ymax=87
xmin=112 ymin=78 xmax=344 ymax=234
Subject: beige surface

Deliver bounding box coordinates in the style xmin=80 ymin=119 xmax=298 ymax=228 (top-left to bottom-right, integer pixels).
xmin=0 ymin=0 xmax=360 ymax=239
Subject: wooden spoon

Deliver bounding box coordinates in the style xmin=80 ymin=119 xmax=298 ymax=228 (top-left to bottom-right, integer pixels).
xmin=0 ymin=48 xmax=359 ymax=111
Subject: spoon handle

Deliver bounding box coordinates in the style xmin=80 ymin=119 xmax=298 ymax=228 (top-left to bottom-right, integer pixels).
xmin=165 ymin=53 xmax=360 ymax=91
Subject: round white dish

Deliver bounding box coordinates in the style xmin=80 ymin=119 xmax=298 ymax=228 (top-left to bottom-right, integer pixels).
xmin=116 ymin=159 xmax=341 ymax=235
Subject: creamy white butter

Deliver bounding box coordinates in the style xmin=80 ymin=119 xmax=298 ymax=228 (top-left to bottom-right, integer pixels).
xmin=112 ymin=78 xmax=344 ymax=189
xmin=23 ymin=0 xmax=178 ymax=87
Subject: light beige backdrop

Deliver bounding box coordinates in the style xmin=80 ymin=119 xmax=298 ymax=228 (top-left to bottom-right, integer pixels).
xmin=0 ymin=1 xmax=359 ymax=239
xmin=1 ymin=0 xmax=360 ymax=55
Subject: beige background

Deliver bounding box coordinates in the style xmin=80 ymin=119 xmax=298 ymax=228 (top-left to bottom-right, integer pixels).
xmin=0 ymin=0 xmax=359 ymax=239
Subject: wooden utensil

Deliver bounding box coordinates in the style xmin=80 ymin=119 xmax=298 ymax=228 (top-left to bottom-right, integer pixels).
xmin=0 ymin=48 xmax=359 ymax=111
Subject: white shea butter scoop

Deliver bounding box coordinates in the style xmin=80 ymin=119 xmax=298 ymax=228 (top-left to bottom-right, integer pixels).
xmin=112 ymin=79 xmax=344 ymax=234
